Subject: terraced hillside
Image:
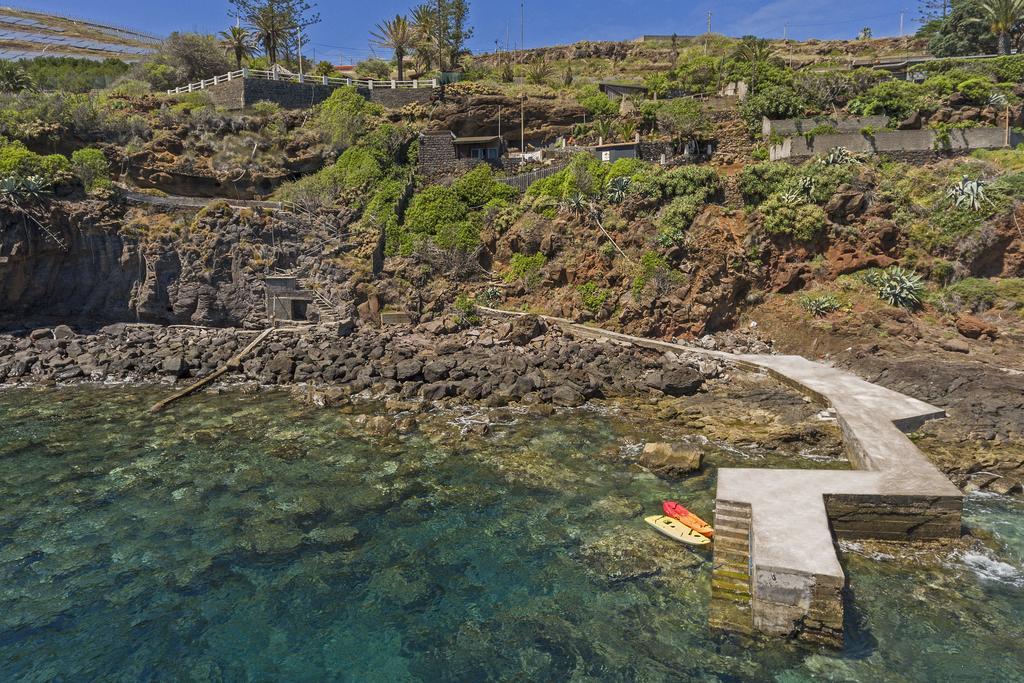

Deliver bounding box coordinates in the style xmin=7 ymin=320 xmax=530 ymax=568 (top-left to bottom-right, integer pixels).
xmin=0 ymin=6 xmax=159 ymax=61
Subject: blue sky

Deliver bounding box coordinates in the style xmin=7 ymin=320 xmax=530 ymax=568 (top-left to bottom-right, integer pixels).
xmin=20 ymin=1 xmax=919 ymax=64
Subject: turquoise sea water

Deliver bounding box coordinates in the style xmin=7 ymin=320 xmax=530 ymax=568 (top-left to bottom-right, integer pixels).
xmin=0 ymin=387 xmax=1021 ymax=682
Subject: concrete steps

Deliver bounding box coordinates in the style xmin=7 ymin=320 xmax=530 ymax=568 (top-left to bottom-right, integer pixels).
xmin=709 ymin=500 xmax=753 ymax=635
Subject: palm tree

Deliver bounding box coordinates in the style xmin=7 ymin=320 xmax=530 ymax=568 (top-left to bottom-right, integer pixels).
xmin=251 ymin=4 xmax=295 ymax=64
xmin=371 ymin=15 xmax=413 ymax=81
xmin=411 ymin=4 xmax=441 ymax=71
xmin=732 ymin=36 xmax=776 ymax=95
xmin=220 ymin=26 xmax=255 ymax=69
xmin=970 ymin=0 xmax=1024 ymax=55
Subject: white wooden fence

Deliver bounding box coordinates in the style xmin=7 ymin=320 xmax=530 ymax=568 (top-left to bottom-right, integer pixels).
xmin=167 ymin=69 xmax=438 ymax=95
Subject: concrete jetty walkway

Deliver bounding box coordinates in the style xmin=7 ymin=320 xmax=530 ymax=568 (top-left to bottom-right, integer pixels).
xmin=478 ymin=308 xmax=963 ymax=645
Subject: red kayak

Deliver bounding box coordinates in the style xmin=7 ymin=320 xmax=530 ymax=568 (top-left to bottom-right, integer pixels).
xmin=663 ymin=501 xmax=714 ymax=538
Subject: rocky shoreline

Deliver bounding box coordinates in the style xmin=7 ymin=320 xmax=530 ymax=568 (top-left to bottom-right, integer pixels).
xmin=0 ymin=315 xmax=726 ymax=407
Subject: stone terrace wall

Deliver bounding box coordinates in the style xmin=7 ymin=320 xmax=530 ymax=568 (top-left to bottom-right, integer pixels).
xmin=203 ymin=78 xmax=437 ymax=111
xmin=205 ymin=78 xmax=246 ymax=109
xmin=771 ymin=127 xmax=1022 ymax=161
xmin=368 ymin=88 xmax=435 ymax=108
xmin=763 ymin=115 xmax=889 ymax=137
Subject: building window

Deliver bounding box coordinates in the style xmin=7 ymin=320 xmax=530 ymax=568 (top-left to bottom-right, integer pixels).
xmin=471 ymin=148 xmax=484 ymax=159
xmin=487 ymin=147 xmax=498 ymax=159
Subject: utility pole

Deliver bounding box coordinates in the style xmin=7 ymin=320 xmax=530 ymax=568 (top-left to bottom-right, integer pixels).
xmin=899 ymin=10 xmax=905 ymax=37
xmin=438 ymin=0 xmax=444 ymax=72
xmin=520 ymin=93 xmax=525 ymax=164
xmin=704 ymin=11 xmax=711 ymax=55
xmin=783 ymin=23 xmax=788 ymax=40
xmin=521 ymin=1 xmax=526 ymax=63
xmin=297 ymin=29 xmax=303 ymax=79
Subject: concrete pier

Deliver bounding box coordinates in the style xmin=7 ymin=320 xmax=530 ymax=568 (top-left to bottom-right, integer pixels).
xmin=704 ymin=355 xmax=962 ymax=646
xmin=476 ymin=309 xmax=965 ymax=645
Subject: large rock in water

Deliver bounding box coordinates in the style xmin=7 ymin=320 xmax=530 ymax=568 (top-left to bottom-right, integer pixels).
xmin=640 ymin=442 xmax=704 ymax=478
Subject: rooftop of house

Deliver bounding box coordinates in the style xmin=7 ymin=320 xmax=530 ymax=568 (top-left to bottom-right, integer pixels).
xmin=592 ymin=141 xmax=639 ymax=150
xmin=453 ymin=135 xmax=503 ymax=145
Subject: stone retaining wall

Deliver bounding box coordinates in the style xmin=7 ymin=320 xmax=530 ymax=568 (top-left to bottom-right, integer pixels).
xmin=770 ymin=127 xmax=1021 ymax=161
xmin=763 ymin=115 xmax=890 ymax=137
xmin=367 ymin=88 xmax=434 ymax=108
xmin=203 ymin=77 xmax=437 ymax=111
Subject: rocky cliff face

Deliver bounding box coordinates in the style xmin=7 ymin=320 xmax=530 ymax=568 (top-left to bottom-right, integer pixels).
xmin=398 ymin=92 xmax=586 ymax=145
xmin=0 ymin=199 xmax=354 ymax=329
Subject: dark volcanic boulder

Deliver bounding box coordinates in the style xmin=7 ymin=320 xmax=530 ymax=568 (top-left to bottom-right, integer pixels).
xmin=644 ymin=366 xmax=703 ymax=397
xmin=507 ymin=315 xmax=547 ymax=346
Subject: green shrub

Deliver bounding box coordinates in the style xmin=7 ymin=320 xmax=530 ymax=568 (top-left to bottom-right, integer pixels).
xmin=451 ymin=164 xmax=518 ymax=208
xmin=405 ymin=185 xmax=469 ymax=236
xmin=848 ymin=79 xmax=925 ymax=121
xmin=19 ymin=56 xmax=130 ymax=93
xmin=170 ymin=90 xmax=213 ymax=112
xmin=739 ymin=162 xmax=797 ymax=206
xmin=578 ymin=281 xmax=609 ymax=312
xmin=453 ymin=294 xmax=480 ymax=325
xmin=0 ymin=140 xmax=70 ymax=184
xmin=576 ymin=85 xmax=618 ymax=119
xmin=503 ymin=252 xmax=547 ymax=288
xmin=657 ymin=165 xmax=721 ymax=199
xmin=956 ymin=77 xmax=995 ymax=105
xmin=940 ymin=278 xmax=998 ymax=311
xmin=274 ymin=146 xmax=385 ymax=207
xmin=70 ymin=148 xmax=111 ymax=191
xmin=251 ymin=100 xmax=281 ymax=116
xmin=783 ymin=162 xmax=857 ymax=204
xmin=760 ymin=193 xmax=827 ymax=240
xmin=316 ymin=86 xmax=383 ymax=150
xmin=658 ymin=190 xmax=711 ymax=241
xmin=632 ymin=251 xmax=680 ymax=298
xmin=367 ymin=179 xmax=408 ymax=256
xmin=922 ymin=74 xmax=957 ymax=97
xmin=739 ymin=86 xmax=804 ymax=134
xmin=527 ymin=152 xmax=608 ymax=200
xmin=996 ymin=278 xmax=1024 ymax=306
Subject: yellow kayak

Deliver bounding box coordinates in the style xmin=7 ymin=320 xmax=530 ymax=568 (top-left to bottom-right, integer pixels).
xmin=644 ymin=515 xmax=712 ymax=546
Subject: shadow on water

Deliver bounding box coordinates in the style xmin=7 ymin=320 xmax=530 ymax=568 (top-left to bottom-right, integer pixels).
xmin=841 ymin=583 xmax=878 ymax=659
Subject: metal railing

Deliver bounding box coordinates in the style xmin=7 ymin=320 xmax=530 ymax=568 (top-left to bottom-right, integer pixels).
xmin=496 ymin=161 xmax=570 ymax=193
xmin=167 ymin=69 xmax=438 ymax=95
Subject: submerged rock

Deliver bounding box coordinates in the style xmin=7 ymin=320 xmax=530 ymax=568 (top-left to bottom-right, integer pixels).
xmin=578 ymin=526 xmax=702 ymax=583
xmin=639 ymin=442 xmax=704 ymax=478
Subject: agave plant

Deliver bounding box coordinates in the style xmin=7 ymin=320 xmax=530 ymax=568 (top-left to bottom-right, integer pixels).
xmin=607 ymin=177 xmax=631 ymax=204
xmin=526 ymin=58 xmax=552 ymax=85
xmin=800 ymin=294 xmax=843 ymax=317
xmin=818 ymin=146 xmax=860 ymax=166
xmin=777 ymin=190 xmax=805 ymax=206
xmin=796 ymin=175 xmax=816 ymax=198
xmin=0 ymin=175 xmax=51 ymax=203
xmin=873 ymin=266 xmax=925 ymax=309
xmin=559 ymin=192 xmax=592 ymax=221
xmin=945 ymin=176 xmax=991 ymax=212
